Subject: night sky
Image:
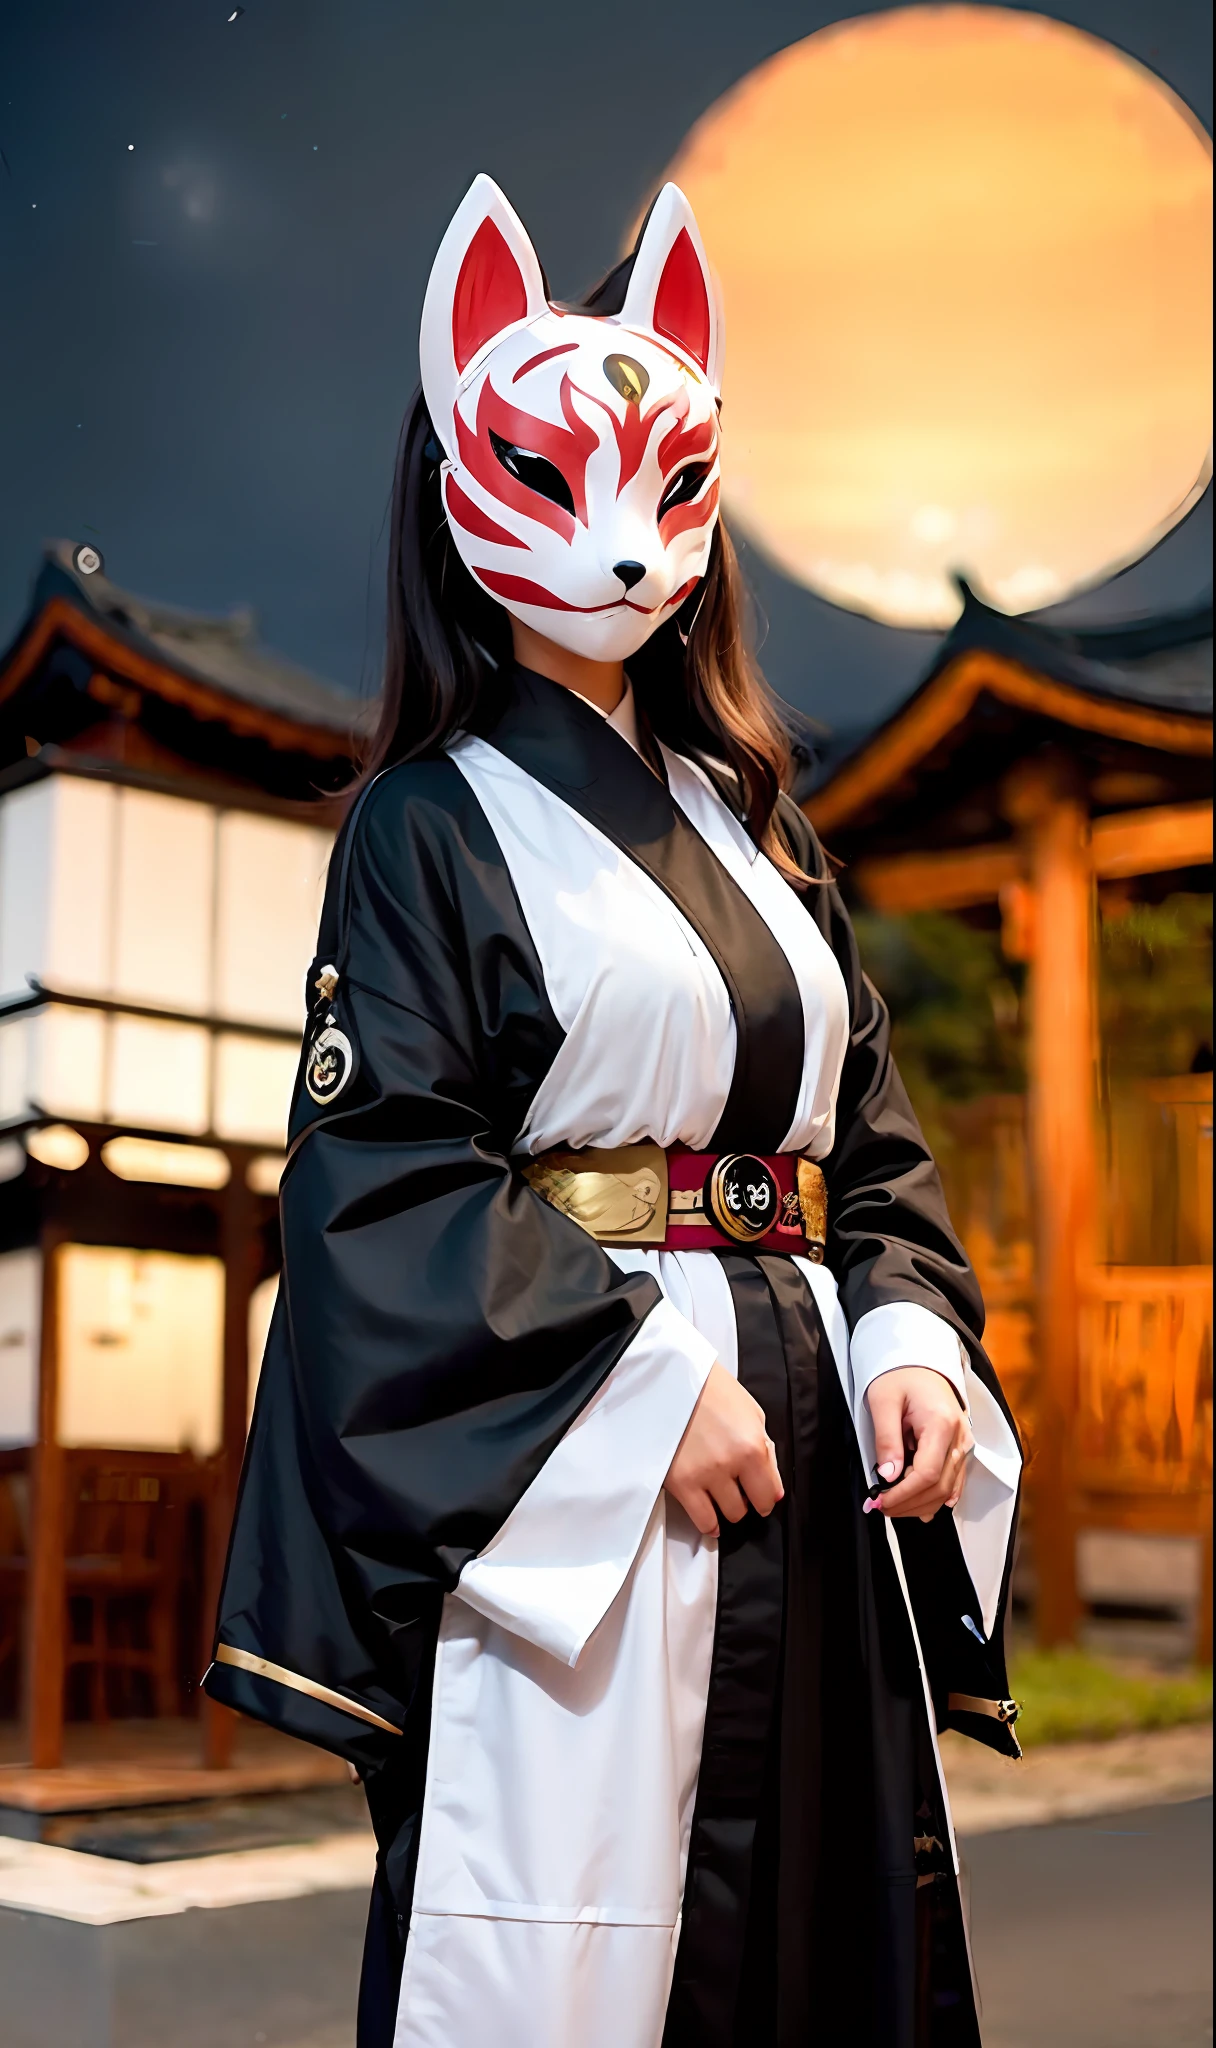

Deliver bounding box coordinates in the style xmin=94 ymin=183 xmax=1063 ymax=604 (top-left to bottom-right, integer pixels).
xmin=1 ymin=0 xmax=1210 ymax=735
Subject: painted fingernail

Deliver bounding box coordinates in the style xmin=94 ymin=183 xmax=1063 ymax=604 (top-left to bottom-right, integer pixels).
xmin=877 ymin=1461 xmax=899 ymax=1481
xmin=862 ymin=1498 xmax=875 ymax=1514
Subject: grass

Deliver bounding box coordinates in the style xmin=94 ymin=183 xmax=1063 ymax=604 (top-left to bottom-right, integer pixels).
xmin=1008 ymin=1649 xmax=1213 ymax=1747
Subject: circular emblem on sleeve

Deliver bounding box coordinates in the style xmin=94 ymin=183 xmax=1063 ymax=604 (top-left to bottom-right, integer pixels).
xmin=706 ymin=1154 xmax=780 ymax=1243
xmin=305 ymin=1023 xmax=354 ymax=1105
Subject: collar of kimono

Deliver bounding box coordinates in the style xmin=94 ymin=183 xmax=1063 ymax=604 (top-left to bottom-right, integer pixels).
xmin=567 ymin=677 xmax=645 ymax=763
xmin=477 ymin=665 xmax=804 ymax=1153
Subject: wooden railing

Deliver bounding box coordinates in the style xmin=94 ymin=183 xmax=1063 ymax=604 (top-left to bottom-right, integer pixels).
xmin=1077 ymin=1268 xmax=1213 ymax=1497
xmin=1075 ymin=1265 xmax=1213 ymax=1661
xmin=936 ymin=1088 xmax=1213 ymax=1655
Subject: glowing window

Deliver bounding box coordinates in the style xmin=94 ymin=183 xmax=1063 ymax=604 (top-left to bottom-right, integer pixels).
xmin=0 ymin=1248 xmax=41 ymax=1449
xmin=101 ymin=1136 xmax=231 ymax=1189
xmin=57 ymin=1246 xmax=224 ymax=1456
xmin=0 ymin=777 xmax=117 ymax=1000
xmin=34 ymin=1006 xmax=107 ymax=1124
xmin=0 ymin=1017 xmax=30 ymax=1125
xmin=0 ymin=781 xmax=53 ymax=1001
xmin=213 ymin=1032 xmax=298 ymax=1146
xmin=108 ymin=1015 xmax=211 ymax=1133
xmin=26 ymin=1124 xmax=89 ymax=1171
xmin=246 ymin=1153 xmax=285 ymax=1196
xmin=112 ymin=789 xmax=215 ymax=1012
xmin=215 ymin=815 xmax=330 ymax=1029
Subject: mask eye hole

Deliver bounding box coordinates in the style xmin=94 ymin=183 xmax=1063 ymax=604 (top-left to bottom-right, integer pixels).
xmin=659 ymin=462 xmax=713 ymax=517
xmin=489 ymin=430 xmax=575 ymax=516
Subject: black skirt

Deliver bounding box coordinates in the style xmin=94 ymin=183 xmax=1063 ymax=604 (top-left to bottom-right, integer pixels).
xmin=666 ymin=1254 xmax=978 ymax=2048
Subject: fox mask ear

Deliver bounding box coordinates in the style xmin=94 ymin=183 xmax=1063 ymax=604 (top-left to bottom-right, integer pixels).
xmin=420 ymin=174 xmax=549 ymax=457
xmin=618 ymin=184 xmax=723 ymax=395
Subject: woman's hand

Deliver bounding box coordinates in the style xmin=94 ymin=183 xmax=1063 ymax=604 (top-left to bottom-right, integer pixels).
xmin=665 ymin=1362 xmax=784 ymax=1537
xmin=864 ymin=1366 xmax=973 ymax=1522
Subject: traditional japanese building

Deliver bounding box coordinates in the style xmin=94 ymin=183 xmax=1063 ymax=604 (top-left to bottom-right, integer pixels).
xmin=0 ymin=542 xmax=360 ymax=1774
xmin=806 ymin=582 xmax=1213 ymax=1653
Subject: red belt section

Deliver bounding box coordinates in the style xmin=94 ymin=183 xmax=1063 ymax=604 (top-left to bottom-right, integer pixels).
xmin=664 ymin=1147 xmax=811 ymax=1254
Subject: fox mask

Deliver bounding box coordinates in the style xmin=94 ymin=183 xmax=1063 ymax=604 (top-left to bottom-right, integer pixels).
xmin=420 ymin=175 xmax=724 ymax=662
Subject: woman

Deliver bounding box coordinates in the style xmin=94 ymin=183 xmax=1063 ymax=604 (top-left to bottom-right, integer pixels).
xmin=206 ymin=177 xmax=1022 ymax=2048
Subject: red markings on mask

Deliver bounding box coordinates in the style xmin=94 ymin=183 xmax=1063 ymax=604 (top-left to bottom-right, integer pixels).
xmin=659 ymin=476 xmax=720 ymax=544
xmin=476 ymin=570 xmax=653 ymax=616
xmin=571 ymin=379 xmax=717 ymax=513
xmin=477 ymin=570 xmax=600 ymax=612
xmin=512 ymin=342 xmax=578 ymax=382
xmin=575 ymin=380 xmax=684 ymax=498
xmin=452 ymin=219 xmax=531 ymax=374
xmin=454 ymin=373 xmax=597 ymax=541
xmin=652 ymin=229 xmax=712 ymax=375
xmin=657 ymin=406 xmax=716 ymax=480
xmin=444 ymin=474 xmax=528 ymax=549
xmin=612 ymin=394 xmax=669 ymax=490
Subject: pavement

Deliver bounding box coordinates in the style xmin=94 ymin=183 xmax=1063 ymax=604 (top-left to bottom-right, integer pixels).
xmin=0 ymin=1825 xmax=375 ymax=1923
xmin=965 ymin=1796 xmax=1213 ymax=2048
xmin=942 ymin=1719 xmax=1214 ymax=1835
xmin=0 ymin=1723 xmax=1210 ymax=2046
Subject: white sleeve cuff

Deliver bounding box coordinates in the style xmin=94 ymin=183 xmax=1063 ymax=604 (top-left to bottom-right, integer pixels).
xmin=851 ymin=1301 xmax=968 ymax=1412
xmin=453 ymin=1295 xmax=715 ymax=1667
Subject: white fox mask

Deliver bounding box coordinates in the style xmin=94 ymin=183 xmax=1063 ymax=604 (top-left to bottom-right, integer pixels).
xmin=420 ymin=175 xmax=724 ymax=661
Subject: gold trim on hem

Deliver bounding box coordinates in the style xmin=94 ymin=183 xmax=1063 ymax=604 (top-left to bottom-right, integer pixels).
xmin=214 ymin=1643 xmax=403 ymax=1736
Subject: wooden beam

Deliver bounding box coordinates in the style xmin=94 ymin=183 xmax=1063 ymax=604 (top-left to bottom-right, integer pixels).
xmin=24 ymin=1236 xmax=65 ymax=1769
xmin=806 ymin=649 xmax=1212 ymax=839
xmin=852 ymin=843 xmax=1021 ymax=912
xmin=850 ymin=799 xmax=1213 ymax=913
xmin=1091 ymin=799 xmax=1213 ymax=879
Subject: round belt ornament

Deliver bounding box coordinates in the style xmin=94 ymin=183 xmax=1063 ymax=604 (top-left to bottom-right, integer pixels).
xmin=305 ymin=1022 xmax=354 ymax=1105
xmin=706 ymin=1154 xmax=780 ymax=1243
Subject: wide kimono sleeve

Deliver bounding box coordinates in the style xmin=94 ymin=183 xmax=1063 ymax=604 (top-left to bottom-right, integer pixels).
xmin=205 ymin=760 xmax=714 ymax=1764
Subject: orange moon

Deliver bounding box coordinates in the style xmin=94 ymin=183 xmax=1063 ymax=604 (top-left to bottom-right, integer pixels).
xmin=657 ymin=7 xmax=1213 ymax=627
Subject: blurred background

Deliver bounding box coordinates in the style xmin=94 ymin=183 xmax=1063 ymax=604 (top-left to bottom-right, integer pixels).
xmin=0 ymin=4 xmax=1210 ymax=2045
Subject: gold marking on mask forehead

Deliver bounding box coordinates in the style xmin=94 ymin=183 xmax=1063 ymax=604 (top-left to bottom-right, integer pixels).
xmin=603 ymin=353 xmax=650 ymax=406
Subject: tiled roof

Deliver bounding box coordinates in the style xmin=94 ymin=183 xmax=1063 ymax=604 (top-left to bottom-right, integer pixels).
xmin=925 ymin=579 xmax=1212 ymax=718
xmin=16 ymin=542 xmax=364 ymax=738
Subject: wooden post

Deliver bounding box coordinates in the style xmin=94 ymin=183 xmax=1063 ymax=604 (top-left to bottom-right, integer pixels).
xmin=202 ymin=1156 xmax=257 ymax=1768
xmin=25 ymin=1234 xmax=65 ymax=1768
xmin=1006 ymin=757 xmax=1097 ymax=1646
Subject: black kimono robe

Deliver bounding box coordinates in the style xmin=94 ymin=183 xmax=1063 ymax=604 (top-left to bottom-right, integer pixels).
xmin=205 ymin=665 xmax=1022 ymax=2048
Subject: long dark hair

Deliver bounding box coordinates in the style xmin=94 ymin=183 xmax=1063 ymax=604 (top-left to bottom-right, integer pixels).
xmin=362 ymin=253 xmax=806 ymax=883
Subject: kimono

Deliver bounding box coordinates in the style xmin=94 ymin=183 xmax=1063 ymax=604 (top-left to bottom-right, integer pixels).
xmin=205 ymin=662 xmax=1022 ymax=2048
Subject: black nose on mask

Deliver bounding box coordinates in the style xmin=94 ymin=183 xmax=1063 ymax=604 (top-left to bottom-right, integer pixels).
xmin=613 ymin=560 xmax=646 ymax=592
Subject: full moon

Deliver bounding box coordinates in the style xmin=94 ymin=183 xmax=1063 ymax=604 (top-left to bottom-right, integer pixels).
xmin=657 ymin=7 xmax=1213 ymax=628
